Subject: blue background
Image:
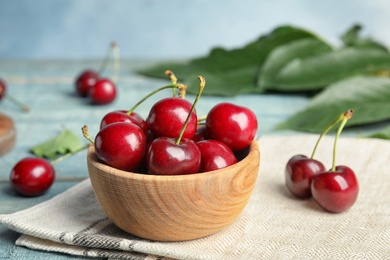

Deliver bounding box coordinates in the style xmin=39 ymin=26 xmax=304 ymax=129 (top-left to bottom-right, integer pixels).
xmin=1 ymin=0 xmax=389 ymax=59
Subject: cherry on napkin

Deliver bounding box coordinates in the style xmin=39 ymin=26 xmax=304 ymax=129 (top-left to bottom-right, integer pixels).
xmin=0 ymin=135 xmax=389 ymax=260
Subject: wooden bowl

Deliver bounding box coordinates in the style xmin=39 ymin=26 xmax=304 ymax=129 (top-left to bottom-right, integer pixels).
xmin=0 ymin=113 xmax=16 ymax=156
xmin=87 ymin=140 xmax=260 ymax=241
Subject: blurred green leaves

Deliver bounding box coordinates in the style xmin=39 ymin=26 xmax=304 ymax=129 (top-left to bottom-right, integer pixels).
xmin=275 ymin=76 xmax=390 ymax=132
xmin=137 ymin=24 xmax=390 ymax=138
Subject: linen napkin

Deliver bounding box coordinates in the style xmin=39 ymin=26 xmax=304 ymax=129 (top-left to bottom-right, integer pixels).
xmin=1 ymin=134 xmax=389 ymax=260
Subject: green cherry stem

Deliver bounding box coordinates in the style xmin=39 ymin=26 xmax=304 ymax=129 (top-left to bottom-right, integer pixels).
xmin=5 ymin=93 xmax=30 ymax=112
xmin=198 ymin=115 xmax=207 ymax=125
xmin=175 ymin=76 xmax=205 ymax=145
xmin=331 ymin=109 xmax=354 ymax=171
xmin=111 ymin=42 xmax=120 ymax=84
xmin=165 ymin=70 xmax=178 ymax=97
xmin=126 ymin=84 xmax=186 ymax=115
xmin=311 ymin=110 xmax=348 ymax=159
xmin=98 ymin=41 xmax=116 ymax=75
xmin=50 ymin=144 xmax=90 ymax=165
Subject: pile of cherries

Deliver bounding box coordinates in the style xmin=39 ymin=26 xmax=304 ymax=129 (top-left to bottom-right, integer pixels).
xmin=83 ymin=73 xmax=258 ymax=176
xmin=285 ymin=109 xmax=359 ymax=213
xmin=8 ymin=72 xmax=258 ymax=198
xmin=74 ymin=42 xmax=119 ymax=105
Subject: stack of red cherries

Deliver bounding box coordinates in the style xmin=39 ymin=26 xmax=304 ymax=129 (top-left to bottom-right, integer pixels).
xmin=84 ymin=73 xmax=258 ymax=176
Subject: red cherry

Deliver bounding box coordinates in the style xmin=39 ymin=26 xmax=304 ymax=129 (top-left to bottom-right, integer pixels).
xmin=94 ymin=122 xmax=146 ymax=171
xmin=137 ymin=130 xmax=157 ymax=174
xmin=146 ymin=97 xmax=197 ymax=139
xmin=145 ymin=130 xmax=156 ymax=147
xmin=89 ymin=78 xmax=117 ymax=105
xmin=100 ymin=110 xmax=147 ymax=132
xmin=311 ymin=165 xmax=359 ymax=213
xmin=0 ymin=78 xmax=6 ymax=100
xmin=10 ymin=157 xmax=55 ymax=197
xmin=310 ymin=109 xmax=357 ymax=213
xmin=206 ymin=102 xmax=258 ymax=151
xmin=196 ymin=139 xmax=237 ymax=172
xmin=147 ymin=137 xmax=201 ymax=175
xmin=192 ymin=125 xmax=206 ymax=143
xmin=75 ymin=70 xmax=99 ymax=97
xmin=285 ymin=154 xmax=326 ymax=198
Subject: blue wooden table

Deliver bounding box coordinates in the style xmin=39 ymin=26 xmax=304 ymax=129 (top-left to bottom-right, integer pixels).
xmin=0 ymin=60 xmax=379 ymax=259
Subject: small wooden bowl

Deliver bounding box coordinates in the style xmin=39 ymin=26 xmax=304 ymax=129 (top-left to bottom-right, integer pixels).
xmin=0 ymin=113 xmax=16 ymax=156
xmin=87 ymin=140 xmax=260 ymax=241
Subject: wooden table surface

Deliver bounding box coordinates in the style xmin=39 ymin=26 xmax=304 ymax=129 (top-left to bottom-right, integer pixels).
xmin=0 ymin=60 xmax=380 ymax=259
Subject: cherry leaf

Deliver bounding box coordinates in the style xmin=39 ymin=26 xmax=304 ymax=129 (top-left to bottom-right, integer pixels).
xmin=257 ymin=37 xmax=333 ymax=91
xmin=341 ymin=24 xmax=388 ymax=51
xmin=31 ymin=128 xmax=84 ymax=159
xmin=259 ymin=47 xmax=390 ymax=92
xmin=137 ymin=25 xmax=320 ymax=96
xmin=367 ymin=124 xmax=390 ymax=140
xmin=275 ymin=76 xmax=390 ymax=132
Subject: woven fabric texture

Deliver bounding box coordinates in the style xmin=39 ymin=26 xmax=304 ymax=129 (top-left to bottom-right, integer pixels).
xmin=1 ymin=134 xmax=389 ymax=260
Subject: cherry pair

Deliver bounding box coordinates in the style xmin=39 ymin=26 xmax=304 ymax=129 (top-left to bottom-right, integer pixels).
xmin=285 ymin=109 xmax=359 ymax=213
xmin=75 ymin=42 xmax=119 ymax=105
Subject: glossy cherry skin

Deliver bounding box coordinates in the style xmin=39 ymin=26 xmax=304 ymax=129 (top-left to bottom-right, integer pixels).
xmin=10 ymin=157 xmax=55 ymax=197
xmin=94 ymin=122 xmax=146 ymax=171
xmin=0 ymin=78 xmax=7 ymax=100
xmin=100 ymin=110 xmax=147 ymax=132
xmin=205 ymin=102 xmax=258 ymax=151
xmin=311 ymin=165 xmax=359 ymax=213
xmin=147 ymin=137 xmax=201 ymax=175
xmin=146 ymin=97 xmax=197 ymax=139
xmin=89 ymin=78 xmax=116 ymax=105
xmin=75 ymin=70 xmax=99 ymax=97
xmin=285 ymin=154 xmax=326 ymax=199
xmin=196 ymin=140 xmax=237 ymax=172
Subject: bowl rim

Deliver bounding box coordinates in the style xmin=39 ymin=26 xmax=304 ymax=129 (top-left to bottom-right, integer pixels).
xmin=88 ymin=139 xmax=260 ymax=181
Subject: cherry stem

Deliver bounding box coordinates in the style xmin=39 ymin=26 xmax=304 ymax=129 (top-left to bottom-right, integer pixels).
xmin=98 ymin=41 xmax=116 ymax=75
xmin=331 ymin=109 xmax=354 ymax=171
xmin=5 ymin=93 xmax=30 ymax=112
xmin=197 ymin=115 xmax=207 ymax=123
xmin=126 ymin=84 xmax=186 ymax=115
xmin=82 ymin=125 xmax=95 ymax=144
xmin=175 ymin=76 xmax=205 ymax=145
xmin=165 ymin=70 xmax=177 ymax=97
xmin=111 ymin=42 xmax=120 ymax=84
xmin=50 ymin=144 xmax=90 ymax=165
xmin=311 ymin=111 xmax=347 ymax=159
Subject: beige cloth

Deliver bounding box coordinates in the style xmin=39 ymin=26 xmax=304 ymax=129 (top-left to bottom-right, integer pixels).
xmin=0 ymin=134 xmax=389 ymax=259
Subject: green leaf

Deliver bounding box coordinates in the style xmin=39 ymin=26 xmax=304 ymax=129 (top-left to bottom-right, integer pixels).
xmin=341 ymin=24 xmax=388 ymax=51
xmin=136 ymin=25 xmax=323 ymax=96
xmin=258 ymin=38 xmax=333 ymax=91
xmin=276 ymin=76 xmax=390 ymax=132
xmin=31 ymin=128 xmax=84 ymax=159
xmin=183 ymin=68 xmax=264 ymax=97
xmin=368 ymin=124 xmax=390 ymax=140
xmin=136 ymin=60 xmax=194 ymax=80
xmin=259 ymin=47 xmax=390 ymax=92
